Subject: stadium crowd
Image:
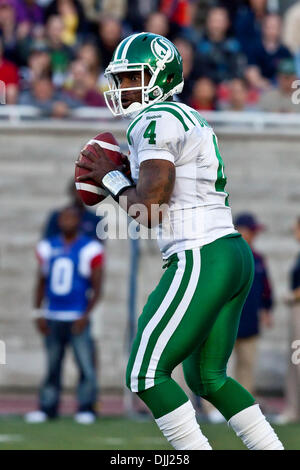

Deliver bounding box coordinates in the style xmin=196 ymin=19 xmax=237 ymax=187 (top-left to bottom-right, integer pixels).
xmin=0 ymin=0 xmax=300 ymax=116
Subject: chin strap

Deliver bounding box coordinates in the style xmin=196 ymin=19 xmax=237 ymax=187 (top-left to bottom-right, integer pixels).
xmin=123 ymin=101 xmax=143 ymax=116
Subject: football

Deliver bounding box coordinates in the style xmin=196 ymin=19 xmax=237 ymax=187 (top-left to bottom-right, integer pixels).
xmin=75 ymin=132 xmax=123 ymax=206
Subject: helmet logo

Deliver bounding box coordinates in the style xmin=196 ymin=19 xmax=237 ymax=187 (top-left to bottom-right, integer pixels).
xmin=151 ymin=37 xmax=174 ymax=63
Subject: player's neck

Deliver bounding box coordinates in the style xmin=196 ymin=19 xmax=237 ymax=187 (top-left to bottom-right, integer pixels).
xmin=63 ymin=233 xmax=78 ymax=244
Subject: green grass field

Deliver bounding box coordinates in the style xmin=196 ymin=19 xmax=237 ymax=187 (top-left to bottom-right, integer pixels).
xmin=0 ymin=416 xmax=298 ymax=450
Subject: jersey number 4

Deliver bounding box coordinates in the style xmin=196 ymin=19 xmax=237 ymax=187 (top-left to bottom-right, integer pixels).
xmin=143 ymin=120 xmax=157 ymax=144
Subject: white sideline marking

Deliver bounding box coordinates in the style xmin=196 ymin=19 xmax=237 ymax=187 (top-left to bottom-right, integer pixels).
xmin=0 ymin=434 xmax=23 ymax=442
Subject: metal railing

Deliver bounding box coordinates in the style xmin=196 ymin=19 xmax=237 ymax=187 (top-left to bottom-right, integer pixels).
xmin=1 ymin=105 xmax=300 ymax=132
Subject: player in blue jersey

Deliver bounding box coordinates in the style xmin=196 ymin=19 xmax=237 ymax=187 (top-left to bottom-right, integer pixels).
xmin=25 ymin=206 xmax=104 ymax=424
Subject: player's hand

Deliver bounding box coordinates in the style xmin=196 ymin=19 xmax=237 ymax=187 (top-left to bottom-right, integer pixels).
xmin=282 ymin=292 xmax=296 ymax=306
xmin=75 ymin=144 xmax=121 ymax=186
xmin=72 ymin=315 xmax=89 ymax=335
xmin=120 ymin=152 xmax=131 ymax=177
xmin=260 ymin=311 xmax=273 ymax=328
xmin=35 ymin=317 xmax=50 ymax=336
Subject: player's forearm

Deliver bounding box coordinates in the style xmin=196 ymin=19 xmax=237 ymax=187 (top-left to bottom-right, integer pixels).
xmin=83 ymin=290 xmax=101 ymax=317
xmin=117 ymin=161 xmax=175 ymax=228
xmin=33 ymin=276 xmax=45 ymax=309
xmin=84 ymin=266 xmax=103 ymax=316
xmin=118 ymin=186 xmax=166 ymax=228
xmin=292 ymin=287 xmax=300 ymax=302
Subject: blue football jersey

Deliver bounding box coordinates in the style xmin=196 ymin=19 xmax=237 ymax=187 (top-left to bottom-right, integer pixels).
xmin=36 ymin=235 xmax=104 ymax=321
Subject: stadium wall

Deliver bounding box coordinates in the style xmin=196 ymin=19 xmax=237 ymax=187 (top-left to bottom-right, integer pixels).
xmin=0 ymin=121 xmax=299 ymax=394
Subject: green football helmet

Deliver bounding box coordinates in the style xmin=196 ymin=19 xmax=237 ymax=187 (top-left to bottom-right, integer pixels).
xmin=104 ymin=32 xmax=184 ymax=117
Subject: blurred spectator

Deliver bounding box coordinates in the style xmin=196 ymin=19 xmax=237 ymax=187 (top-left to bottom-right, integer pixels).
xmin=0 ymin=36 xmax=19 ymax=103
xmin=246 ymin=13 xmax=292 ymax=90
xmin=43 ymin=180 xmax=101 ymax=239
xmin=14 ymin=25 xmax=43 ymax=67
xmin=234 ymin=213 xmax=274 ymax=396
xmin=96 ymin=15 xmax=122 ymax=69
xmin=283 ymin=0 xmax=300 ymax=54
xmin=282 ymin=0 xmax=300 ymax=77
xmin=279 ymin=216 xmax=300 ymax=423
xmin=46 ymin=15 xmax=74 ymax=86
xmin=25 ymin=206 xmax=104 ymax=424
xmin=0 ymin=0 xmax=41 ymax=66
xmin=76 ymin=41 xmax=108 ymax=95
xmin=20 ymin=45 xmax=52 ymax=90
xmin=144 ymin=12 xmax=170 ymax=39
xmin=98 ymin=0 xmax=126 ymax=21
xmin=29 ymin=23 xmax=48 ymax=51
xmin=219 ymin=0 xmax=247 ymax=22
xmin=63 ymin=59 xmax=105 ymax=106
xmin=125 ymin=0 xmax=159 ymax=33
xmin=76 ymin=41 xmax=100 ymax=75
xmin=0 ymin=0 xmax=19 ymax=63
xmin=45 ymin=0 xmax=86 ymax=46
xmin=278 ymin=0 xmax=300 ymax=15
xmin=18 ymin=75 xmax=80 ymax=117
xmin=189 ymin=76 xmax=217 ymax=111
xmin=0 ymin=0 xmax=297 ymax=117
xmin=218 ymin=78 xmax=258 ymax=111
xmin=173 ymin=36 xmax=198 ymax=103
xmin=16 ymin=0 xmax=44 ymax=26
xmin=196 ymin=6 xmax=246 ymax=84
xmin=259 ymin=58 xmax=299 ymax=112
xmin=160 ymin=0 xmax=196 ymax=38
xmin=234 ymin=0 xmax=268 ymax=57
xmin=80 ymin=0 xmax=101 ymax=25
xmin=160 ymin=0 xmax=192 ymax=27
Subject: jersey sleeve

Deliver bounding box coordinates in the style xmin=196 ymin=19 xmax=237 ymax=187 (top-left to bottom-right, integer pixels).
xmin=78 ymin=241 xmax=104 ymax=278
xmin=35 ymin=239 xmax=51 ymax=275
xmin=131 ymin=111 xmax=186 ymax=165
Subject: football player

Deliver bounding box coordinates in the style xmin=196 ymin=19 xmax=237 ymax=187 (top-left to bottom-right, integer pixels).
xmin=27 ymin=207 xmax=104 ymax=424
xmin=75 ymin=33 xmax=283 ymax=450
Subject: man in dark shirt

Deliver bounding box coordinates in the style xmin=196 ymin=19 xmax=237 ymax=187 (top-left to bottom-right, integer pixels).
xmin=245 ymin=13 xmax=292 ymax=90
xmin=290 ymin=219 xmax=300 ymax=293
xmin=96 ymin=15 xmax=123 ymax=70
xmin=203 ymin=212 xmax=274 ymax=422
xmin=234 ymin=0 xmax=267 ymax=57
xmin=278 ymin=217 xmax=300 ymax=423
xmin=196 ymin=6 xmax=246 ymax=84
xmin=234 ymin=213 xmax=274 ymax=396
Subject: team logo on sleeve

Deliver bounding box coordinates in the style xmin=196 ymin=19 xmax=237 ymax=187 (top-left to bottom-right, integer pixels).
xmin=151 ymin=37 xmax=175 ymax=63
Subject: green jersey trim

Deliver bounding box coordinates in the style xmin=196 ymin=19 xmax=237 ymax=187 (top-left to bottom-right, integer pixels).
xmin=127 ymin=103 xmax=191 ymax=145
xmin=127 ymin=114 xmax=145 ymax=145
xmin=144 ymin=106 xmax=190 ymax=131
xmin=213 ymin=134 xmax=229 ymax=207
xmin=156 ymin=101 xmax=196 ymax=127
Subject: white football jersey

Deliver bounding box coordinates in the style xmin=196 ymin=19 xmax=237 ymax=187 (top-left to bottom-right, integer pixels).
xmin=127 ymin=101 xmax=237 ymax=259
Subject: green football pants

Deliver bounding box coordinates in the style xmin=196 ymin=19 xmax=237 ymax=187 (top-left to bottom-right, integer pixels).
xmin=126 ymin=233 xmax=256 ymax=420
